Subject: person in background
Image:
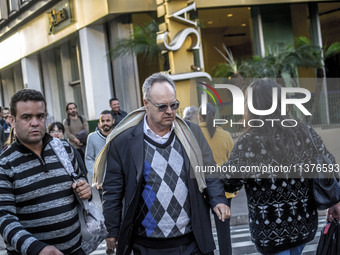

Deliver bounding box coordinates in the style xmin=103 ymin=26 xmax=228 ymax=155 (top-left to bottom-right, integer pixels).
xmin=48 ymin=121 xmax=88 ymax=180
xmin=2 ymin=107 xmax=11 ymax=139
xmin=85 ymin=110 xmax=114 ymax=190
xmin=2 ymin=127 xmax=14 ymax=152
xmin=0 ymin=89 xmax=91 ymax=255
xmin=183 ymin=105 xmax=199 ymax=124
xmin=199 ymin=102 xmax=235 ymax=255
xmin=109 ymin=97 xmax=127 ymax=126
xmin=0 ymin=106 xmax=5 ymax=126
xmin=63 ymin=103 xmax=89 ymax=160
xmin=222 ymin=78 xmax=339 ymax=255
xmin=48 ymin=122 xmax=65 ymax=140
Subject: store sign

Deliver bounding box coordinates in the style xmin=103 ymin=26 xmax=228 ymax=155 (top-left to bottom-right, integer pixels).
xmin=48 ymin=8 xmax=67 ymax=33
xmin=157 ymin=2 xmax=199 ymax=52
xmin=47 ymin=0 xmax=72 ymax=34
xmin=157 ymin=0 xmax=211 ymax=81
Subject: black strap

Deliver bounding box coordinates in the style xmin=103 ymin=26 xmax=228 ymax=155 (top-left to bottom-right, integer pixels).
xmin=67 ymin=115 xmax=83 ymax=126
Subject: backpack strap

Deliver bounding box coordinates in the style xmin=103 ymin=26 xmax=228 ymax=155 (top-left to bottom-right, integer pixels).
xmin=79 ymin=115 xmax=83 ymax=124
xmin=66 ymin=116 xmax=83 ymax=126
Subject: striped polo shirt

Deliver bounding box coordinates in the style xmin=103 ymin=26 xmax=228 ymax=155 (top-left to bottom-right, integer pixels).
xmin=0 ymin=135 xmax=84 ymax=255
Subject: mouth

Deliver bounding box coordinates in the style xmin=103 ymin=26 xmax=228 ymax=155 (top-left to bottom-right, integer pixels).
xmin=30 ymin=130 xmax=41 ymax=135
xmin=164 ymin=116 xmax=173 ymax=120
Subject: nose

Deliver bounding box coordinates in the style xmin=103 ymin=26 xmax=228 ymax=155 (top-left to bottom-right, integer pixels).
xmin=31 ymin=117 xmax=39 ymax=126
xmin=165 ymin=105 xmax=173 ymax=114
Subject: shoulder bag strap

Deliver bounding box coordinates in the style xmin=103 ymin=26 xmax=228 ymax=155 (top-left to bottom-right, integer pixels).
xmin=49 ymin=138 xmax=90 ymax=211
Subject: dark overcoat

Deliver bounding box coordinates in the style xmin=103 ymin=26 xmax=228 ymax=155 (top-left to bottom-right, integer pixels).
xmin=103 ymin=121 xmax=227 ymax=255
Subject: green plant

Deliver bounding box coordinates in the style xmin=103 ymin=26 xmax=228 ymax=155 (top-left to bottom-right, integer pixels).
xmin=110 ymin=20 xmax=161 ymax=62
xmin=212 ymin=45 xmax=238 ymax=77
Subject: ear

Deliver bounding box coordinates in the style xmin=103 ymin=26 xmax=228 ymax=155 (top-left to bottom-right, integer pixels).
xmin=9 ymin=116 xmax=15 ymax=128
xmin=143 ymin=99 xmax=148 ymax=109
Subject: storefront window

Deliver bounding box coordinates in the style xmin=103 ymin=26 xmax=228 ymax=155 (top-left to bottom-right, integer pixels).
xmin=198 ymin=7 xmax=253 ymax=76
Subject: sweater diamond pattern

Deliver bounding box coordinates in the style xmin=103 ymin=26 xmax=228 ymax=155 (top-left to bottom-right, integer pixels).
xmin=136 ymin=137 xmax=191 ymax=238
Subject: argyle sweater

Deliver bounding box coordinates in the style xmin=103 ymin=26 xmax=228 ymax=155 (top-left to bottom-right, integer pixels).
xmin=135 ymin=132 xmax=192 ymax=239
xmin=223 ymin=124 xmax=336 ymax=254
xmin=0 ymin=135 xmax=84 ymax=255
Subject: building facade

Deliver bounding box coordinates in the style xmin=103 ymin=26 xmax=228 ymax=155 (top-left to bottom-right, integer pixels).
xmin=0 ymin=0 xmax=339 ymax=125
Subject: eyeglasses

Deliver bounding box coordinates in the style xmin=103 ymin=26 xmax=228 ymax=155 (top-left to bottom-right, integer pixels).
xmin=50 ymin=130 xmax=63 ymax=134
xmin=147 ymin=99 xmax=180 ymax=112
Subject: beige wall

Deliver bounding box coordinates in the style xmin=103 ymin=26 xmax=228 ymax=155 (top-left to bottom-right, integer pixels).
xmin=0 ymin=0 xmax=110 ymax=69
xmin=196 ymin=0 xmax=335 ymax=8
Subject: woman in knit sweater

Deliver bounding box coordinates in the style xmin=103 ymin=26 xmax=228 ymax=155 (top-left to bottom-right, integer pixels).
xmin=222 ymin=78 xmax=339 ymax=255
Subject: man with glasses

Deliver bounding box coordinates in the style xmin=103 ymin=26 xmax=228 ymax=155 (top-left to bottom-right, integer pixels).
xmin=97 ymin=73 xmax=230 ymax=255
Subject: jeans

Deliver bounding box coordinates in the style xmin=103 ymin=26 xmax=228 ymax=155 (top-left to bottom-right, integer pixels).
xmin=261 ymin=244 xmax=306 ymax=255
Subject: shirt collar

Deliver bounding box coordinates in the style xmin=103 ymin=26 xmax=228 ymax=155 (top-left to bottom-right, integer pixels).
xmin=143 ymin=114 xmax=175 ymax=144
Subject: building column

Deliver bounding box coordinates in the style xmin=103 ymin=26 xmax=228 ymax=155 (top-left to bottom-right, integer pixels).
xmin=108 ymin=19 xmax=141 ymax=113
xmin=79 ymin=24 xmax=113 ymax=120
xmin=251 ymin=7 xmax=265 ymax=58
xmin=40 ymin=49 xmax=63 ymax=121
xmin=21 ymin=54 xmax=43 ymax=91
xmin=309 ymin=2 xmax=330 ymax=125
xmin=0 ymin=69 xmax=15 ymax=107
xmin=60 ymin=44 xmax=75 ymax=108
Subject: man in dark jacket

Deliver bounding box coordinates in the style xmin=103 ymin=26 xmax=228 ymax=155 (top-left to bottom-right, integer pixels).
xmin=102 ymin=73 xmax=230 ymax=255
xmin=109 ymin=97 xmax=127 ymax=125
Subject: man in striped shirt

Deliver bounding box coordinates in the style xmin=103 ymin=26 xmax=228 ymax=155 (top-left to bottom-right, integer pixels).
xmin=0 ymin=89 xmax=91 ymax=255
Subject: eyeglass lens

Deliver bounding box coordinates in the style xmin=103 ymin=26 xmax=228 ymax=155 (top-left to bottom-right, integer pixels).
xmin=158 ymin=102 xmax=179 ymax=112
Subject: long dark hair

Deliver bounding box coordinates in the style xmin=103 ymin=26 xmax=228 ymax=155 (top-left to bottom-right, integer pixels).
xmin=200 ymin=103 xmax=216 ymax=138
xmin=244 ymin=78 xmax=303 ymax=157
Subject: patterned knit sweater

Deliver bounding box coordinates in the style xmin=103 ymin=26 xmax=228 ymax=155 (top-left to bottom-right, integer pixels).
xmin=135 ymin=132 xmax=192 ymax=239
xmin=0 ymin=135 xmax=84 ymax=255
xmin=223 ymin=124 xmax=336 ymax=254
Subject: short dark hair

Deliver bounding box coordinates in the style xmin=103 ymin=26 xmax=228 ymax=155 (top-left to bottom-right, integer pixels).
xmin=66 ymin=102 xmax=77 ymax=112
xmin=100 ymin=110 xmax=113 ymax=116
xmin=10 ymin=89 xmax=46 ymax=117
xmin=100 ymin=110 xmax=114 ymax=121
xmin=48 ymin=122 xmax=65 ymax=134
xmin=3 ymin=107 xmax=9 ymax=111
xmin=109 ymin=98 xmax=119 ymax=104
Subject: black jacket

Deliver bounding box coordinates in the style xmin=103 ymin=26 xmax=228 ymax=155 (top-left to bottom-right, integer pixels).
xmin=102 ymin=121 xmax=228 ymax=254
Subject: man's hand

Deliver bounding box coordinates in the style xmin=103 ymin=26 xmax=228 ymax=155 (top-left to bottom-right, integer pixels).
xmin=106 ymin=237 xmax=117 ymax=254
xmin=72 ymin=180 xmax=91 ymax=199
xmin=73 ymin=138 xmax=83 ymax=146
xmin=327 ymin=202 xmax=340 ymax=222
xmin=38 ymin=246 xmax=63 ymax=255
xmin=213 ymin=203 xmax=231 ymax=222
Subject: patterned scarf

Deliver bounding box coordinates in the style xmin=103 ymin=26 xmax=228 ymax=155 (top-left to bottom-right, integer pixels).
xmin=93 ymin=107 xmax=207 ymax=192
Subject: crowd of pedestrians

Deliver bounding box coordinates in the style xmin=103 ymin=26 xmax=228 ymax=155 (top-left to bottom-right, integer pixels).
xmin=0 ymin=73 xmax=339 ymax=255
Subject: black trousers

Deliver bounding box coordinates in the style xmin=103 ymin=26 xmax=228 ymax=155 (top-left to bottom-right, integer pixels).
xmin=132 ymin=241 xmax=213 ymax=255
xmin=213 ymin=198 xmax=232 ymax=255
